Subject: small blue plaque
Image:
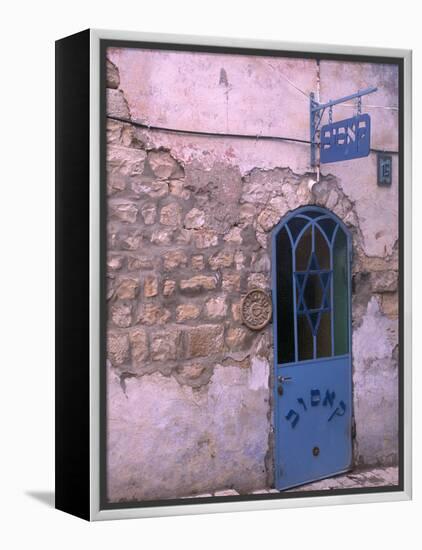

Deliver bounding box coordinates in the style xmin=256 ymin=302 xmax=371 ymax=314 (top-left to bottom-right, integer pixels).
xmin=377 ymin=153 xmax=392 ymax=186
xmin=320 ymin=113 xmax=371 ymax=164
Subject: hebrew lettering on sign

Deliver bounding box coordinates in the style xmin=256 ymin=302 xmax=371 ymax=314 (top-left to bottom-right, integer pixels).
xmin=328 ymin=400 xmax=346 ymax=422
xmin=323 ymin=390 xmax=336 ymax=408
xmin=311 ymin=389 xmax=321 ymax=406
xmin=285 ymin=409 xmax=300 ymax=429
xmin=320 ymin=114 xmax=371 ymax=164
xmin=297 ymin=397 xmax=307 ymax=411
xmin=284 ymin=388 xmax=347 ymax=427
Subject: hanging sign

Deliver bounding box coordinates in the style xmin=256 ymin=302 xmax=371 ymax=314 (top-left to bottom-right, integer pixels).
xmin=320 ymin=113 xmax=371 ymax=164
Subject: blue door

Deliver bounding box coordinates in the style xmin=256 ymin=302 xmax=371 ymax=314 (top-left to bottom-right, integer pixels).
xmin=272 ymin=206 xmax=352 ymax=490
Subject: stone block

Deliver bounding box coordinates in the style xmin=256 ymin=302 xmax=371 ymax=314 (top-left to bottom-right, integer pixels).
xmin=208 ymin=250 xmax=234 ymax=270
xmin=120 ymin=232 xmax=142 ymax=251
xmin=150 ymin=328 xmax=181 ymax=361
xmin=169 ymin=179 xmax=190 ymax=200
xmin=111 ymin=302 xmax=132 ymax=328
xmin=247 ymin=273 xmax=269 ymax=290
xmin=176 ymin=304 xmax=201 ymax=322
xmin=223 ymin=226 xmax=243 ymax=244
xmin=107 ymin=176 xmax=126 ymax=196
xmin=194 ymin=229 xmax=218 ymax=249
xmin=163 ymin=250 xmax=188 ymax=271
xmin=127 ymin=255 xmax=154 ymax=271
xmin=147 ymin=151 xmax=184 ymax=179
xmin=151 ymin=228 xmax=174 ymax=245
xmin=109 ymin=202 xmax=138 ymax=224
xmin=180 ymin=275 xmax=218 ymax=292
xmin=116 ymin=277 xmax=139 ymax=300
xmin=184 ymin=324 xmax=224 ymax=358
xmin=107 ymin=146 xmax=146 ymax=195
xmin=140 ymin=203 xmax=157 ymax=225
xmin=160 ymin=203 xmax=182 ymax=226
xmin=163 ymin=279 xmax=176 ymax=296
xmin=137 ymin=303 xmax=171 ymax=326
xmin=107 ymin=88 xmax=130 ymax=119
xmin=129 ymin=328 xmax=149 ymax=365
xmin=144 ymin=276 xmax=158 ymax=298
xmin=205 ymin=296 xmax=228 ymax=319
xmin=107 ymin=255 xmax=124 ymax=271
xmin=371 ymin=271 xmax=398 ymax=293
xmin=175 ymin=363 xmax=207 ymax=381
xmin=131 ymin=179 xmax=169 ymax=199
xmin=174 ymin=228 xmax=192 ymax=245
xmin=251 ymin=251 xmax=271 ymax=273
xmin=184 ymin=208 xmax=205 ymax=229
xmin=222 ymin=272 xmax=241 ymax=292
xmin=381 ymin=292 xmax=399 ymax=319
xmin=231 ymin=301 xmax=242 ymax=322
xmin=106 ymin=275 xmax=116 ymax=301
xmin=255 ymin=230 xmax=268 ymax=249
xmin=239 ymin=203 xmax=256 ymax=225
xmin=234 ymin=251 xmax=247 ymax=270
xmin=191 ymin=255 xmax=205 ymax=271
xmin=106 ymin=59 xmax=120 ymax=89
xmin=107 ymin=331 xmax=129 ymax=366
xmin=226 ymin=327 xmax=250 ymax=351
xmin=241 ymin=168 xmax=285 ymax=205
xmin=106 ymin=119 xmax=136 ymax=148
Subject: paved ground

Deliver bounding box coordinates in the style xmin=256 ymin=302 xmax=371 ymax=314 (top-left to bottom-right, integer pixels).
xmin=285 ymin=465 xmax=398 ymax=492
xmin=181 ymin=466 xmax=399 ymax=498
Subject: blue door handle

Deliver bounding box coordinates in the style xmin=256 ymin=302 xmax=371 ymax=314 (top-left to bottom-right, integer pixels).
xmin=277 ymin=376 xmax=292 ymax=395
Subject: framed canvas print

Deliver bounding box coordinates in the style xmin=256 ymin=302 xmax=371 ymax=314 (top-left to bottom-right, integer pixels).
xmin=55 ymin=29 xmax=412 ymax=521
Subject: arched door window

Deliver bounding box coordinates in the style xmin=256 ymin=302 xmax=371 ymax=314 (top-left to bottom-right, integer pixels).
xmin=275 ymin=207 xmax=350 ymax=365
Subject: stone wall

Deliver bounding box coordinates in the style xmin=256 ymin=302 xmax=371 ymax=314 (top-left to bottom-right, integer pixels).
xmin=105 ymin=50 xmax=399 ymax=502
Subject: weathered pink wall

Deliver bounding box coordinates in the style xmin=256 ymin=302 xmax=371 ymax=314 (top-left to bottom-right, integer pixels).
xmin=106 ymin=47 xmax=399 ymax=501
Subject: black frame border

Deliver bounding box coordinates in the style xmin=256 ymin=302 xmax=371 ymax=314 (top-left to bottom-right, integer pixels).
xmin=55 ymin=29 xmax=91 ymax=520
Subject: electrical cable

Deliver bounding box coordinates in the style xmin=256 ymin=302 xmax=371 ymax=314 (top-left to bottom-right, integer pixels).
xmin=107 ymin=114 xmax=398 ymax=155
xmin=266 ymin=63 xmax=399 ymax=112
xmin=107 ymin=115 xmax=312 ymax=145
xmin=266 ymin=62 xmax=310 ymax=98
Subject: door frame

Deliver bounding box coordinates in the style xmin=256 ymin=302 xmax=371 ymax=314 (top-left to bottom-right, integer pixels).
xmin=271 ymin=204 xmax=353 ymax=490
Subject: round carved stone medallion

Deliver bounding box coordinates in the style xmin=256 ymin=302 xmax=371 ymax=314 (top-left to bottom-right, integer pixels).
xmin=241 ymin=288 xmax=272 ymax=330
